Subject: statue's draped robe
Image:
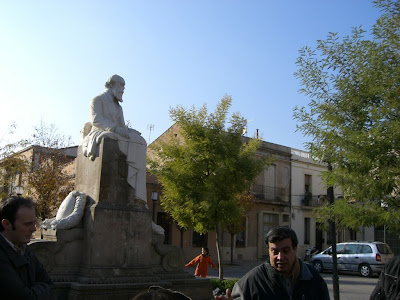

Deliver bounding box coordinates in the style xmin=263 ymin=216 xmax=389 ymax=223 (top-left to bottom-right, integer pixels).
xmin=82 ymin=90 xmax=147 ymax=202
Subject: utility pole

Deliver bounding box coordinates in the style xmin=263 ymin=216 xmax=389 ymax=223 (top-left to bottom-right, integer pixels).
xmin=328 ymin=163 xmax=340 ymax=300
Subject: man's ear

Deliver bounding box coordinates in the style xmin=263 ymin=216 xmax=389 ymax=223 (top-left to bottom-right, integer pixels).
xmin=1 ymin=219 xmax=12 ymax=230
xmin=293 ymin=246 xmax=298 ymax=252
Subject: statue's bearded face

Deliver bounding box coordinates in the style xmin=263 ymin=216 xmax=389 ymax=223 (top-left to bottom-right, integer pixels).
xmin=111 ymin=80 xmax=125 ymax=102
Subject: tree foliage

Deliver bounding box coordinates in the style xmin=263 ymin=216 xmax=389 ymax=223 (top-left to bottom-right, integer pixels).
xmin=0 ymin=123 xmax=29 ymax=199
xmin=149 ymin=95 xmax=272 ymax=277
xmin=149 ymin=95 xmax=270 ymax=232
xmin=27 ymin=121 xmax=74 ymax=220
xmin=294 ymin=0 xmax=400 ymax=232
xmin=0 ymin=121 xmax=74 ymax=220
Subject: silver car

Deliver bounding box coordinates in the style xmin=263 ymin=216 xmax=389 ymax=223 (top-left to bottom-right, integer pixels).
xmin=310 ymin=241 xmax=393 ymax=277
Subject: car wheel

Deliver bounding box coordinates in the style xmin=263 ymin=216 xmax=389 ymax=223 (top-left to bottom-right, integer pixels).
xmin=313 ymin=260 xmax=324 ymax=273
xmin=359 ymin=264 xmax=372 ymax=277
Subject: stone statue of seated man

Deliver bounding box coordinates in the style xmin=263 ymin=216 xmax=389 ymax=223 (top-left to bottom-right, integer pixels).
xmin=80 ymin=74 xmax=164 ymax=235
xmin=81 ymin=74 xmax=147 ymax=204
xmin=41 ymin=191 xmax=87 ymax=230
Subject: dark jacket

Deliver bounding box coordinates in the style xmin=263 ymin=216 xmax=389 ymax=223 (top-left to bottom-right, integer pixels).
xmin=370 ymin=255 xmax=400 ymax=300
xmin=232 ymin=258 xmax=330 ymax=300
xmin=0 ymin=234 xmax=53 ymax=299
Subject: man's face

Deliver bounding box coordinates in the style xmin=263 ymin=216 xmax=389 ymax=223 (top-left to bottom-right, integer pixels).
xmin=1 ymin=206 xmax=37 ymax=247
xmin=268 ymin=238 xmax=297 ymax=276
xmin=111 ymin=79 xmax=125 ymax=102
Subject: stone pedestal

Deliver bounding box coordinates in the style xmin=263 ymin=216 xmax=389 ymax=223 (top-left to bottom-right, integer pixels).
xmin=30 ymin=139 xmax=212 ymax=300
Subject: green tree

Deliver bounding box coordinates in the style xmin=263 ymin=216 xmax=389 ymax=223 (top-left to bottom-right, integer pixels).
xmin=149 ymin=95 xmax=272 ymax=279
xmin=294 ymin=0 xmax=400 ymax=233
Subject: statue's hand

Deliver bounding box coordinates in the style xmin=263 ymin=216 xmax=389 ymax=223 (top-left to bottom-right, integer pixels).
xmin=115 ymin=126 xmax=130 ymax=139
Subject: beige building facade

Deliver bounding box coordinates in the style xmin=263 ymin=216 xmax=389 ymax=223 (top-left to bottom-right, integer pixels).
xmin=3 ymin=127 xmax=388 ymax=262
xmin=290 ymin=149 xmax=339 ymax=259
xmin=147 ymin=125 xmax=381 ymax=262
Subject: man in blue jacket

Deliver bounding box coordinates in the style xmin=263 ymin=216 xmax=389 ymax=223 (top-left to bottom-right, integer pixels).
xmin=0 ymin=196 xmax=53 ymax=299
xmin=216 ymin=226 xmax=329 ymax=300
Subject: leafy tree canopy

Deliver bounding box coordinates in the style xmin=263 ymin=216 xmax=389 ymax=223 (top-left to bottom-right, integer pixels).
xmin=294 ymin=0 xmax=400 ymax=232
xmin=149 ymin=95 xmax=272 ymax=234
xmin=0 ymin=121 xmax=74 ymax=220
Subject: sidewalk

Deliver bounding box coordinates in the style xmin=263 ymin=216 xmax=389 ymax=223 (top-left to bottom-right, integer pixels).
xmin=207 ymin=260 xmax=264 ymax=279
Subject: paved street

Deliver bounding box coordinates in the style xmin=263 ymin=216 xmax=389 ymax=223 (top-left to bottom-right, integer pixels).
xmin=206 ymin=260 xmax=379 ymax=299
xmin=321 ymin=272 xmax=378 ymax=300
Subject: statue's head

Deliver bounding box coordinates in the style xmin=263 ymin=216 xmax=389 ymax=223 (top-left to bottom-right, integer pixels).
xmin=105 ymin=74 xmax=125 ymax=102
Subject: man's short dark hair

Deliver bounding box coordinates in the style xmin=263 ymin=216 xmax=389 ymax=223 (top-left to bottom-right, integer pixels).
xmin=0 ymin=196 xmax=35 ymax=231
xmin=132 ymin=286 xmax=191 ymax=300
xmin=266 ymin=226 xmax=298 ymax=248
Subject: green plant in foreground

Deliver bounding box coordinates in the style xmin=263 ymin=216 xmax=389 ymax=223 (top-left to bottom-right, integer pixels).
xmin=210 ymin=278 xmax=239 ymax=294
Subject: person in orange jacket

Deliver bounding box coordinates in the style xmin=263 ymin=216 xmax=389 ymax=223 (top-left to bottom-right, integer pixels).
xmin=185 ymin=247 xmax=216 ymax=278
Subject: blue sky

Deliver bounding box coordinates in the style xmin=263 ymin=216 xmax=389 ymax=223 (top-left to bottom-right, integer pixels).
xmin=0 ymin=1 xmax=382 ymax=150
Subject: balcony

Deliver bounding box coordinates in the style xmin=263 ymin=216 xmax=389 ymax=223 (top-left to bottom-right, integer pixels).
xmin=301 ymin=193 xmax=325 ymax=207
xmin=252 ymin=184 xmax=289 ymax=204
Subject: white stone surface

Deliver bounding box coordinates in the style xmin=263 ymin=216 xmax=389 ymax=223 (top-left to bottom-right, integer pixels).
xmin=81 ymin=75 xmax=147 ymax=203
xmin=41 ymin=191 xmax=87 ymax=230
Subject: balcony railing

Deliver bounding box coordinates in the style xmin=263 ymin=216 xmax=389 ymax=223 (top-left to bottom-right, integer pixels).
xmin=301 ymin=194 xmax=325 ymax=207
xmin=252 ymin=184 xmax=289 ymax=203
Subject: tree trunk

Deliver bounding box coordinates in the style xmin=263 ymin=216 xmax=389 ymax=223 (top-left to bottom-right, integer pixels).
xmin=230 ymin=233 xmax=234 ymax=265
xmin=328 ymin=164 xmax=340 ymax=300
xmin=180 ymin=227 xmax=184 ymax=248
xmin=216 ymin=222 xmax=224 ymax=279
xmin=330 ymin=218 xmax=340 ymax=300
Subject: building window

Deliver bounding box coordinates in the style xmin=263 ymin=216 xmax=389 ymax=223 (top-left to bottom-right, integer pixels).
xmin=282 ymin=214 xmax=289 ymax=223
xmin=192 ymin=231 xmax=208 ymax=247
xmin=283 ymin=167 xmax=289 ymax=186
xmin=349 ymin=228 xmax=357 ymax=240
xmin=304 ymin=217 xmax=310 ymax=244
xmin=304 ymin=174 xmax=312 ymax=205
xmin=305 ymin=174 xmax=312 ymax=193
xmin=327 ymin=230 xmax=332 ymax=245
xmin=235 ymin=218 xmax=247 ymax=248
xmin=263 ymin=213 xmax=279 ymax=243
xmin=264 ymin=165 xmax=276 ymax=200
xmin=375 ymin=226 xmax=400 ymax=255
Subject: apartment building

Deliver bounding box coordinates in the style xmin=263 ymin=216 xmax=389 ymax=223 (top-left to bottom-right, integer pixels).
xmin=3 ymin=127 xmax=388 ymax=260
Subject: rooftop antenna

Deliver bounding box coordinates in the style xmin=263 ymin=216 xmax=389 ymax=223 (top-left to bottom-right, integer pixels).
xmin=147 ymin=124 xmax=154 ymax=144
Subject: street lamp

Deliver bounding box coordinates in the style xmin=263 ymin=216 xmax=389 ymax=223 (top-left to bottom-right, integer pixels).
xmin=151 ymin=192 xmax=158 ymax=222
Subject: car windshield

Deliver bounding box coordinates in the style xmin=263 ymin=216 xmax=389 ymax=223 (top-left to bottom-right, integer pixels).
xmin=376 ymin=244 xmax=393 ymax=254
